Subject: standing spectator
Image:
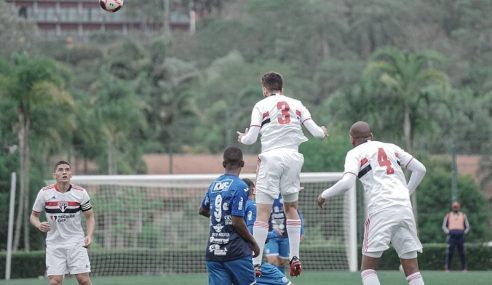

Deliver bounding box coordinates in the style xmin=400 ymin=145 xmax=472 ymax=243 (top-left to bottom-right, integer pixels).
xmin=199 ymin=147 xmax=260 ymax=285
xmin=30 ymin=160 xmax=95 ymax=285
xmin=442 ymin=202 xmax=470 ymax=271
xmin=237 ymin=71 xmax=327 ymax=277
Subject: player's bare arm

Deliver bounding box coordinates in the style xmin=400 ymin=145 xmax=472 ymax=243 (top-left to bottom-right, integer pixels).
xmin=232 ymin=216 xmax=260 ymax=257
xmin=83 ymin=209 xmax=95 ymax=248
xmin=30 ymin=211 xmax=50 ymax=232
xmin=198 ymin=207 xmax=210 ymax=218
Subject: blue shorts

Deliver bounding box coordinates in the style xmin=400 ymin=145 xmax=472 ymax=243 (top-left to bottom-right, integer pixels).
xmin=265 ymin=237 xmax=289 ymax=260
xmin=257 ymin=263 xmax=291 ymax=285
xmin=206 ymin=256 xmax=255 ymax=285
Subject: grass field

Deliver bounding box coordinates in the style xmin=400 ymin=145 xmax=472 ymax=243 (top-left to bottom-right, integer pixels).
xmin=1 ymin=271 xmax=490 ymax=285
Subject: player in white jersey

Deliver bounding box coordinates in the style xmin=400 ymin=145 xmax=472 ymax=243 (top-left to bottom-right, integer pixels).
xmin=317 ymin=121 xmax=427 ymax=285
xmin=30 ymin=161 xmax=94 ymax=285
xmin=237 ymin=71 xmax=328 ymax=277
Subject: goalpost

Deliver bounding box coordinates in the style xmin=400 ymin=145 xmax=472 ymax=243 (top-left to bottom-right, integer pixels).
xmin=70 ymin=172 xmax=357 ymax=276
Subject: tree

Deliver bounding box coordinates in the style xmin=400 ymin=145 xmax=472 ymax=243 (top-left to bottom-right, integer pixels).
xmin=0 ymin=54 xmax=74 ymax=251
xmin=91 ymin=73 xmax=147 ymax=174
xmin=422 ymin=89 xmax=492 ymax=154
xmin=300 ymin=126 xmax=352 ymax=172
xmin=363 ymin=47 xmax=450 ymax=153
xmin=344 ymin=0 xmax=411 ymax=58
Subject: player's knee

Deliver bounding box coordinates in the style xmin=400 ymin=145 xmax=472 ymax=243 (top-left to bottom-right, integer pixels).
xmin=267 ymin=256 xmax=281 ymax=265
xmin=282 ymin=194 xmax=299 ymax=205
xmin=399 ymin=252 xmax=419 ymax=276
xmin=75 ymin=274 xmax=92 ymax=285
xmin=49 ymin=276 xmax=63 ymax=285
xmin=361 ymin=252 xmax=381 ymax=271
xmin=399 ymin=251 xmax=417 ymax=259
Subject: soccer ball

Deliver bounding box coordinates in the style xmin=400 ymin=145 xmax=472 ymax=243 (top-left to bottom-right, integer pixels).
xmin=99 ymin=0 xmax=124 ymax=13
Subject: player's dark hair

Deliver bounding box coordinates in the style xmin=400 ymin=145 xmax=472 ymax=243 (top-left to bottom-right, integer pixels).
xmin=223 ymin=146 xmax=244 ymax=170
xmin=242 ymin=178 xmax=255 ymax=196
xmin=350 ymin=121 xmax=373 ymax=145
xmin=261 ymin=72 xmax=283 ymax=92
xmin=54 ymin=160 xmax=71 ymax=171
xmin=242 ymin=178 xmax=254 ymax=188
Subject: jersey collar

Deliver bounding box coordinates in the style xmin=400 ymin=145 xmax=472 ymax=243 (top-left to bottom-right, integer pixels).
xmin=54 ymin=184 xmax=72 ymax=193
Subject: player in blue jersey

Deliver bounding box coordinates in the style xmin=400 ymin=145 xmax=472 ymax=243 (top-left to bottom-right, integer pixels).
xmin=265 ymin=196 xmax=304 ymax=273
xmin=243 ymin=178 xmax=294 ymax=285
xmin=199 ymin=147 xmax=260 ymax=285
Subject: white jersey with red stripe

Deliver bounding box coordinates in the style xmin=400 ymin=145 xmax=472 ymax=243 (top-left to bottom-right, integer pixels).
xmin=32 ymin=184 xmax=92 ymax=247
xmin=249 ymin=94 xmax=311 ymax=152
xmin=344 ymin=140 xmax=414 ymax=215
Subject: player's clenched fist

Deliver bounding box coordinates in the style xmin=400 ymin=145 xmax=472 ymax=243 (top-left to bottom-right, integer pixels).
xmin=317 ymin=194 xmax=326 ymax=209
xmin=250 ymin=240 xmax=260 ymax=258
xmin=321 ymin=126 xmax=328 ymax=138
xmin=37 ymin=221 xmax=51 ymax=232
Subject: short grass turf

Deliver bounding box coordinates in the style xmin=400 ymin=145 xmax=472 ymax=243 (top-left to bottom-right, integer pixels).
xmin=1 ymin=270 xmax=490 ymax=285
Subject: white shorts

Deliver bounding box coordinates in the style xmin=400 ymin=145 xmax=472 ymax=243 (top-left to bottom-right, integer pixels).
xmin=255 ymin=149 xmax=304 ymax=203
xmin=46 ymin=244 xmax=91 ymax=276
xmin=362 ymin=207 xmax=422 ymax=258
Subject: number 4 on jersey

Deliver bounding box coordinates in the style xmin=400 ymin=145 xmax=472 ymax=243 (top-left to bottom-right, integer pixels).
xmin=377 ymin=148 xmax=394 ymax=174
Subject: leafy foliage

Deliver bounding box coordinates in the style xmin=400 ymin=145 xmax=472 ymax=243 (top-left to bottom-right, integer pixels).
xmin=0 ymin=0 xmax=492 ymax=253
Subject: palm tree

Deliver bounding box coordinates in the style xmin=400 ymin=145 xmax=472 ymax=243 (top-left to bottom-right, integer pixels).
xmin=364 ymin=47 xmax=450 ymax=153
xmin=91 ymin=74 xmax=147 ymax=174
xmin=0 ymin=54 xmax=74 ymax=251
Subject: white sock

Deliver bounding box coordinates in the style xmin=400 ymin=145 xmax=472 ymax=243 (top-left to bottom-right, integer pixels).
xmin=252 ymin=221 xmax=268 ymax=265
xmin=361 ymin=269 xmax=380 ymax=285
xmin=407 ymin=272 xmax=425 ymax=285
xmin=286 ymin=219 xmax=301 ymax=259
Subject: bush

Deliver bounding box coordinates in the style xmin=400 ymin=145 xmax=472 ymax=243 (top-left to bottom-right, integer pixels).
xmin=371 ymin=244 xmax=492 ymax=271
xmin=0 ymin=251 xmax=45 ymax=278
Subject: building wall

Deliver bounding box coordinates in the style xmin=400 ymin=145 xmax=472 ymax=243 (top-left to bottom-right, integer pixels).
xmin=143 ymin=154 xmax=259 ymax=175
xmin=11 ymin=0 xmax=190 ymax=39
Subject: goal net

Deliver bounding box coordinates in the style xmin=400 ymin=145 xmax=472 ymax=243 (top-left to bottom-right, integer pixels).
xmin=70 ymin=173 xmax=357 ymax=276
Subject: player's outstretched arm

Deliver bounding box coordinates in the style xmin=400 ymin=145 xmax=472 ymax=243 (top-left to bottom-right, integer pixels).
xmin=238 ymin=105 xmax=262 ymax=145
xmin=405 ymin=158 xmax=426 ymax=195
xmin=303 ymin=119 xmax=328 ymax=138
xmin=317 ymin=173 xmax=356 ymax=208
xmin=237 ymin=126 xmax=260 ymax=145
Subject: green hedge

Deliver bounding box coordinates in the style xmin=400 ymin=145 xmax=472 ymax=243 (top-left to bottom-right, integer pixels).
xmin=371 ymin=244 xmax=492 ymax=271
xmin=0 ymin=251 xmax=45 ymax=278
xmin=1 ymin=244 xmax=491 ymax=278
